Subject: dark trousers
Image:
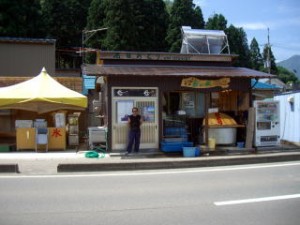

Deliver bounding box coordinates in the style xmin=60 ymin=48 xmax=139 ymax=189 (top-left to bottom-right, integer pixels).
xmin=126 ymin=129 xmax=141 ymax=153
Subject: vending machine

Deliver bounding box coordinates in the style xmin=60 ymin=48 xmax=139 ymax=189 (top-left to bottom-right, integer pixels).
xmin=254 ymin=100 xmax=280 ymax=146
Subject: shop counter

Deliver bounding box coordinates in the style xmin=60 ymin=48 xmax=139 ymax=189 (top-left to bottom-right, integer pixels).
xmin=16 ymin=127 xmax=66 ymax=151
xmin=48 ymin=127 xmax=66 ymax=150
xmin=16 ymin=128 xmax=35 ymax=150
xmin=202 ymin=112 xmax=245 ymax=145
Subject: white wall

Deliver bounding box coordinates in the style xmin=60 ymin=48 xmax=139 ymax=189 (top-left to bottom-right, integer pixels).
xmin=275 ymin=93 xmax=300 ymax=143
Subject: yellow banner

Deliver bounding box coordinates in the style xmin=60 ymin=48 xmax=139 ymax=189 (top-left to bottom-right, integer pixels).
xmin=181 ymin=77 xmax=230 ymax=89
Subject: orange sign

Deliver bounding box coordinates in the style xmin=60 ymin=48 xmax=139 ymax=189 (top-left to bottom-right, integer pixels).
xmin=181 ymin=77 xmax=230 ymax=88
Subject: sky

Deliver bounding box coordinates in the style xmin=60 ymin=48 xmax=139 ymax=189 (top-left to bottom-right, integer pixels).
xmin=194 ymin=0 xmax=300 ymax=62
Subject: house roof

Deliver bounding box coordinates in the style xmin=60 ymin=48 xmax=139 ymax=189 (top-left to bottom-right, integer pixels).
xmin=0 ymin=37 xmax=56 ymax=45
xmin=251 ymin=79 xmax=281 ymax=89
xmin=259 ymin=78 xmax=287 ymax=89
xmin=83 ymin=64 xmax=275 ymax=79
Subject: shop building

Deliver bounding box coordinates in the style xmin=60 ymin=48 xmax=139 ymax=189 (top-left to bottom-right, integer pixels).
xmin=83 ymin=50 xmax=274 ymax=152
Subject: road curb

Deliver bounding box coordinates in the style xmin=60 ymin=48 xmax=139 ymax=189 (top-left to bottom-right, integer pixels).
xmin=0 ymin=164 xmax=19 ymax=173
xmin=57 ymin=153 xmax=300 ymax=172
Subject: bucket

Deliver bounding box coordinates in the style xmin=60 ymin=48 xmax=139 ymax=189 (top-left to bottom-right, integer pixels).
xmin=237 ymin=142 xmax=245 ymax=148
xmin=183 ymin=147 xmax=197 ymax=157
xmin=208 ymin=138 xmax=216 ymax=149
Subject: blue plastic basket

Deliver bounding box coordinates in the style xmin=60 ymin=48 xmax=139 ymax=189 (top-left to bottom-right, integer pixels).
xmin=161 ymin=142 xmax=183 ymax=152
xmin=182 ymin=141 xmax=193 ymax=147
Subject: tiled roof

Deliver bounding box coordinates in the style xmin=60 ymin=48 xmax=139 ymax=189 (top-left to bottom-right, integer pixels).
xmin=83 ymin=64 xmax=275 ymax=79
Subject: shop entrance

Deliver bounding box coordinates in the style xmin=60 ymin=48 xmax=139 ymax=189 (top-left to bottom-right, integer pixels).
xmin=163 ymin=90 xmax=249 ymax=147
xmin=111 ymin=87 xmax=159 ymax=150
xmin=163 ymin=91 xmax=205 ymax=145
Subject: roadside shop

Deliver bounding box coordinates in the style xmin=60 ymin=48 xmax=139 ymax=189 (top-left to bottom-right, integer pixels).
xmin=82 ymin=50 xmax=274 ymax=152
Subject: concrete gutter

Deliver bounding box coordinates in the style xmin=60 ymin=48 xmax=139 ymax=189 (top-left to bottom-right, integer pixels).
xmin=0 ymin=164 xmax=19 ymax=173
xmin=57 ymin=152 xmax=300 ymax=173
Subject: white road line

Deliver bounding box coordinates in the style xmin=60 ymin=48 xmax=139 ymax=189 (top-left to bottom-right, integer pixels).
xmin=214 ymin=194 xmax=300 ymax=206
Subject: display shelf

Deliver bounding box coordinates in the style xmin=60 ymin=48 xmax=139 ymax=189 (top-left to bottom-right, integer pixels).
xmin=68 ymin=114 xmax=79 ymax=146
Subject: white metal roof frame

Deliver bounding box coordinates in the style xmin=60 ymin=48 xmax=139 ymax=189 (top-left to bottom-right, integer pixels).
xmin=180 ymin=26 xmax=230 ymax=55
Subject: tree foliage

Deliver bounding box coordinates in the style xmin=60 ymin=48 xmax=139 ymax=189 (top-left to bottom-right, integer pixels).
xmin=87 ymin=0 xmax=169 ymax=52
xmin=226 ymin=25 xmax=250 ymax=67
xmin=249 ymin=38 xmax=263 ymax=70
xmin=140 ymin=0 xmax=169 ymax=51
xmin=277 ymin=66 xmax=299 ymax=84
xmin=163 ymin=0 xmax=173 ymax=13
xmin=166 ymin=0 xmax=205 ymax=52
xmin=85 ymin=0 xmax=107 ymax=49
xmin=205 ymin=13 xmax=227 ymax=30
xmin=42 ymin=0 xmax=91 ymax=47
xmin=0 ymin=0 xmax=44 ymax=37
xmin=101 ymin=0 xmax=137 ymax=51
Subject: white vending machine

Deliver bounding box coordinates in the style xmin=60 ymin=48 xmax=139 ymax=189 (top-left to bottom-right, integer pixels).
xmin=254 ymin=100 xmax=280 ymax=146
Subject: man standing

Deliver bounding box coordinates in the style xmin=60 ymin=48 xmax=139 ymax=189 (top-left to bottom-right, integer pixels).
xmin=126 ymin=107 xmax=143 ymax=154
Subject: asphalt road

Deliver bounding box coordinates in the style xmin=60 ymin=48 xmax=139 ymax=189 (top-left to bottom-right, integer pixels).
xmin=0 ymin=162 xmax=300 ymax=225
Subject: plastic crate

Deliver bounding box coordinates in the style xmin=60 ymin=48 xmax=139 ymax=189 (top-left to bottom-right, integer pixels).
xmin=164 ymin=127 xmax=187 ymax=136
xmin=161 ymin=142 xmax=183 ymax=152
xmin=182 ymin=141 xmax=193 ymax=147
xmin=163 ymin=138 xmax=185 ymax=143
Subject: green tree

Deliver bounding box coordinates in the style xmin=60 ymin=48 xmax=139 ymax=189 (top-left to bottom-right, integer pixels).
xmin=249 ymin=38 xmax=263 ymax=70
xmin=262 ymin=44 xmax=278 ymax=74
xmin=163 ymin=0 xmax=173 ymax=13
xmin=42 ymin=0 xmax=91 ymax=47
xmin=140 ymin=0 xmax=169 ymax=51
xmin=226 ymin=25 xmax=250 ymax=67
xmin=41 ymin=0 xmax=91 ymax=68
xmin=205 ymin=13 xmax=227 ymax=30
xmin=0 ymin=0 xmax=44 ymax=37
xmin=277 ymin=66 xmax=299 ymax=84
xmin=86 ymin=0 xmax=107 ymax=49
xmin=100 ymin=0 xmax=169 ymax=51
xmin=166 ymin=0 xmax=205 ymax=52
xmin=102 ymin=0 xmax=139 ymax=51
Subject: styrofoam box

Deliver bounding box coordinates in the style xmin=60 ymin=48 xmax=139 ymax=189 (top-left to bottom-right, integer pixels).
xmin=208 ymin=127 xmax=237 ymax=145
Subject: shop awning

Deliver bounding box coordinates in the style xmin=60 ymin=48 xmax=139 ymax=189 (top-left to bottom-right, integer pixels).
xmin=0 ymin=68 xmax=87 ymax=114
xmin=83 ymin=64 xmax=275 ymax=78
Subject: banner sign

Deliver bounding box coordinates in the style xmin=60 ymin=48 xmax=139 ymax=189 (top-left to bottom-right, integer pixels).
xmin=181 ymin=77 xmax=230 ymax=89
xmin=113 ymin=89 xmax=156 ymax=97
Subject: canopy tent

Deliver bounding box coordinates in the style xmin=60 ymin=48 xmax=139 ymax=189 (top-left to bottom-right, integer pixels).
xmin=0 ymin=68 xmax=87 ymax=114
